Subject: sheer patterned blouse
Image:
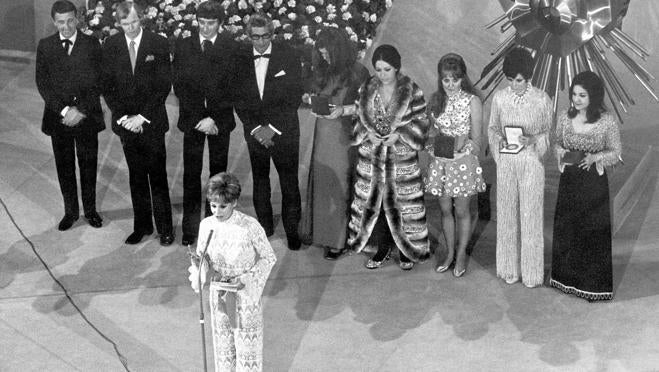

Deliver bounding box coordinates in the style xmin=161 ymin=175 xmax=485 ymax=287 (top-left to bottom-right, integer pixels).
xmin=554 ymin=110 xmax=622 ymax=175
xmin=197 ymin=210 xmax=277 ymax=303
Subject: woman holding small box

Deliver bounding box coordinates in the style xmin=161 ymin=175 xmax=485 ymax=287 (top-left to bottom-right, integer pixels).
xmin=487 ymin=48 xmax=553 ymax=288
xmin=424 ymin=53 xmax=486 ymax=277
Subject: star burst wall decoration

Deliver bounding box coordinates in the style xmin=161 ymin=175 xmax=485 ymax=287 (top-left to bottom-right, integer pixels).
xmin=477 ymin=0 xmax=657 ymax=124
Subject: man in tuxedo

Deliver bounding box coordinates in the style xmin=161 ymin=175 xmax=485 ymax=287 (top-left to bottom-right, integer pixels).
xmin=173 ymin=1 xmax=238 ymax=247
xmin=101 ymin=1 xmax=174 ymax=246
xmin=36 ymin=0 xmax=104 ymax=231
xmin=233 ymin=13 xmax=304 ymax=250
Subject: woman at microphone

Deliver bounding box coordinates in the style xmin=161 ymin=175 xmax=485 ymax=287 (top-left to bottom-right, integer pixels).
xmin=188 ymin=172 xmax=276 ymax=371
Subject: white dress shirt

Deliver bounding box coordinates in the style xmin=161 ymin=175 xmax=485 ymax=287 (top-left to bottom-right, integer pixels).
xmin=253 ymin=44 xmax=272 ymax=100
xmin=124 ymin=28 xmax=143 ymax=55
xmin=59 ymin=31 xmax=77 ymax=117
xmin=199 ymin=33 xmax=218 ymax=49
xmin=59 ymin=30 xmax=77 ymax=55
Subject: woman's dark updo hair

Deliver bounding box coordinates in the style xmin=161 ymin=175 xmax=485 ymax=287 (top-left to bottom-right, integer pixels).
xmin=206 ymin=172 xmax=241 ymax=204
xmin=502 ymin=47 xmax=534 ymax=80
xmin=371 ymin=44 xmax=401 ymax=71
xmin=567 ymin=71 xmax=606 ymax=123
xmin=428 ymin=53 xmax=481 ymax=116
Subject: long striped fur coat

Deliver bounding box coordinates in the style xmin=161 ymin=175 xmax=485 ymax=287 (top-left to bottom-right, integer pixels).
xmin=347 ymin=73 xmax=430 ymax=261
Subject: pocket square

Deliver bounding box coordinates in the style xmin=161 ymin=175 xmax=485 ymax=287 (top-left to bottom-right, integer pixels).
xmin=145 ymin=55 xmax=155 ymax=62
xmin=274 ymin=70 xmax=286 ymax=77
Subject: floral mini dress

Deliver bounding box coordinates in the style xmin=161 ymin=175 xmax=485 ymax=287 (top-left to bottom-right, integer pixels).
xmin=424 ymin=90 xmax=486 ymax=198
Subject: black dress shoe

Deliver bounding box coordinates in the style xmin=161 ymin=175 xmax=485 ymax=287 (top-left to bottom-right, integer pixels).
xmin=85 ymin=212 xmax=103 ymax=228
xmin=57 ymin=215 xmax=78 ymax=231
xmin=160 ymin=233 xmax=175 ymax=246
xmin=125 ymin=231 xmax=149 ymax=245
xmin=287 ymin=236 xmax=301 ymax=251
xmin=324 ymin=248 xmax=347 ymax=260
xmin=181 ymin=234 xmax=196 ymax=246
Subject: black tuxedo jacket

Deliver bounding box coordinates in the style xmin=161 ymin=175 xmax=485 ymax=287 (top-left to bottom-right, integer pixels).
xmin=36 ymin=31 xmax=104 ymax=136
xmin=233 ymin=42 xmax=303 ymax=138
xmin=172 ymin=32 xmax=238 ymax=135
xmin=101 ymin=30 xmax=171 ymax=138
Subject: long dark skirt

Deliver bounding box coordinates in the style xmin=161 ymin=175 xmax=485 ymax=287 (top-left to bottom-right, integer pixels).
xmin=550 ymin=165 xmax=613 ymax=301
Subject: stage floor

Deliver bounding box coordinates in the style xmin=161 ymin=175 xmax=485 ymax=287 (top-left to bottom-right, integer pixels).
xmin=3 ymin=1 xmax=659 ymax=370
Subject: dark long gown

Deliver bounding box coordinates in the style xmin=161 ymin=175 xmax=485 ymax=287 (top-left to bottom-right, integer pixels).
xmin=551 ymin=165 xmax=612 ymax=300
xmin=299 ymin=62 xmax=369 ymax=249
xmin=549 ymin=111 xmax=621 ymax=301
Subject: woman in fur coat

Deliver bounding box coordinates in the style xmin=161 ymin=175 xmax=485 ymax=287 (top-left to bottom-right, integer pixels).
xmin=345 ymin=44 xmax=430 ymax=270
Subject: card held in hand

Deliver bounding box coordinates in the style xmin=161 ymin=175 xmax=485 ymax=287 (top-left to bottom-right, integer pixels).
xmin=311 ymin=95 xmax=331 ymax=115
xmin=433 ymin=135 xmax=455 ymax=159
xmin=562 ymin=150 xmax=586 ymax=164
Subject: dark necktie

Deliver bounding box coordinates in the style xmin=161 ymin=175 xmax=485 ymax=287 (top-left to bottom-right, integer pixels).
xmin=202 ymin=39 xmax=212 ymax=53
xmin=253 ymin=53 xmax=271 ymax=60
xmin=61 ymin=39 xmax=72 ymax=54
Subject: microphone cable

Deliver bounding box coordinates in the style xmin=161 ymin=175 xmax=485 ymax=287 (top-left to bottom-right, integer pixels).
xmin=0 ymin=196 xmax=130 ymax=371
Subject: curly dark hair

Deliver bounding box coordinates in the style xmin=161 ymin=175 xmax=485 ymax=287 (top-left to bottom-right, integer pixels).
xmin=567 ymin=71 xmax=606 ymax=123
xmin=311 ymin=28 xmax=358 ymax=94
xmin=206 ymin=172 xmax=241 ymax=204
xmin=502 ymin=47 xmax=534 ymax=80
xmin=427 ymin=53 xmax=481 ymax=117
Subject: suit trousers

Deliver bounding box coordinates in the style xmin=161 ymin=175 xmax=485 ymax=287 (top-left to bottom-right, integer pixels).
xmin=51 ymin=132 xmax=99 ymax=217
xmin=119 ymin=134 xmax=173 ymax=235
xmin=182 ymin=130 xmax=230 ymax=237
xmin=245 ymin=133 xmax=301 ymax=238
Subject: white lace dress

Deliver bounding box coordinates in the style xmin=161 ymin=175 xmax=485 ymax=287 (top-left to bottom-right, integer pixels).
xmin=196 ymin=210 xmax=276 ymax=372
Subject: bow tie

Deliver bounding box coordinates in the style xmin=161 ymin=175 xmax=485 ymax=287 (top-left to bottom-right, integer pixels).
xmin=61 ymin=39 xmax=72 ymax=50
xmin=253 ymin=53 xmax=271 ymax=60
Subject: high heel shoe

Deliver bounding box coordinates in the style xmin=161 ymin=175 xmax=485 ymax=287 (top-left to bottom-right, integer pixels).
xmin=436 ymin=257 xmax=454 ymax=273
xmin=453 ymin=267 xmax=466 ymax=277
xmin=365 ymin=252 xmax=390 ymax=269
xmin=436 ymin=263 xmax=451 ymax=273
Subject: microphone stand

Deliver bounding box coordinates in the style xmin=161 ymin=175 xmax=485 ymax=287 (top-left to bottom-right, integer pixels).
xmin=196 ymin=230 xmax=214 ymax=372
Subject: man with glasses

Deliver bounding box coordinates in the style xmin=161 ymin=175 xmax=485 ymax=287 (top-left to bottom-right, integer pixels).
xmin=101 ymin=1 xmax=174 ymax=246
xmin=173 ymin=1 xmax=239 ymax=247
xmin=233 ymin=13 xmax=304 ymax=250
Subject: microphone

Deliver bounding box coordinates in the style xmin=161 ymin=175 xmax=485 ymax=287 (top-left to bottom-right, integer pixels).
xmin=188 ymin=230 xmax=214 ymax=267
xmin=200 ymin=230 xmax=214 ymax=263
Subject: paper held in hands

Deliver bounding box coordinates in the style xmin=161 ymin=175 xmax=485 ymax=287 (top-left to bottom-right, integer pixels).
xmin=499 ymin=126 xmax=525 ymax=154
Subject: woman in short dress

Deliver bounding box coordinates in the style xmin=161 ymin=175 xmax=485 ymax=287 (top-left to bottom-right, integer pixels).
xmin=550 ymin=71 xmax=621 ymax=301
xmin=424 ymin=53 xmax=486 ymax=277
xmin=300 ymin=27 xmax=369 ymax=260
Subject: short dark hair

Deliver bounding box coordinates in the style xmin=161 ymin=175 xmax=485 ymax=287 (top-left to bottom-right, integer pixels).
xmin=51 ymin=0 xmax=77 ymax=18
xmin=568 ymin=71 xmax=606 ymax=123
xmin=196 ymin=1 xmax=225 ymax=23
xmin=206 ymin=172 xmax=242 ymax=204
xmin=245 ymin=12 xmax=274 ymax=35
xmin=115 ymin=1 xmax=144 ymax=22
xmin=502 ymin=48 xmax=534 ymax=80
